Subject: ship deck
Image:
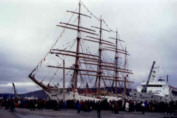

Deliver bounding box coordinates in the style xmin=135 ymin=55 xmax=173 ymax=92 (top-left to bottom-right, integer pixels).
xmin=0 ymin=108 xmax=176 ymax=118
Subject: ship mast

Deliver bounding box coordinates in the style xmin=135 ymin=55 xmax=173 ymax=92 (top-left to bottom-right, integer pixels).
xmin=97 ymin=18 xmax=103 ymax=95
xmin=114 ymin=31 xmax=119 ymax=94
xmin=123 ymin=47 xmax=127 ymax=96
xmin=110 ymin=31 xmax=126 ymax=94
xmin=74 ymin=2 xmax=81 ymax=92
xmin=91 ymin=18 xmax=111 ymax=95
xmin=52 ymin=2 xmax=98 ymax=94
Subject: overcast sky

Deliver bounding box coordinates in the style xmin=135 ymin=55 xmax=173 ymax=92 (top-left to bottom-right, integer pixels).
xmin=0 ymin=0 xmax=177 ymax=93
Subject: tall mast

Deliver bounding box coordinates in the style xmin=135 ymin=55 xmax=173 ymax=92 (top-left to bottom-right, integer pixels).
xmin=115 ymin=31 xmax=118 ymax=94
xmin=74 ymin=2 xmax=81 ymax=91
xmin=110 ymin=31 xmax=126 ymax=94
xmin=50 ymin=1 xmax=98 ymax=93
xmin=97 ymin=18 xmax=103 ymax=95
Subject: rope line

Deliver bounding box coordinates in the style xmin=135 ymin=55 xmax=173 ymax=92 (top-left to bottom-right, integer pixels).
xmin=30 ymin=8 xmax=76 ymax=76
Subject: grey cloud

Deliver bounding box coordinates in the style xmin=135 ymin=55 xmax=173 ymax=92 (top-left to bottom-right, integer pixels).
xmin=0 ymin=0 xmax=177 ymax=93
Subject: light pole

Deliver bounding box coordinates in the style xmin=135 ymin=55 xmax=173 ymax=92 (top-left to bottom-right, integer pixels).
xmin=56 ymin=55 xmax=66 ymax=101
xmin=63 ymin=59 xmax=65 ymax=102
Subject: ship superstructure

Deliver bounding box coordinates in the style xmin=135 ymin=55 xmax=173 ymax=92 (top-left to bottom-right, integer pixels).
xmin=130 ymin=61 xmax=177 ymax=102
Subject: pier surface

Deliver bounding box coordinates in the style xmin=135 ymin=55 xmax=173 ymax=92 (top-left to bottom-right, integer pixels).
xmin=0 ymin=108 xmax=176 ymax=118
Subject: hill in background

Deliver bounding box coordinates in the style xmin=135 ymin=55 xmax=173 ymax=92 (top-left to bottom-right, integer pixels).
xmin=0 ymin=90 xmax=48 ymax=99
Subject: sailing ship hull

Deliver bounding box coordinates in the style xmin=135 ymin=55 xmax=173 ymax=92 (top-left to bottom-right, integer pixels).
xmin=44 ymin=89 xmax=100 ymax=101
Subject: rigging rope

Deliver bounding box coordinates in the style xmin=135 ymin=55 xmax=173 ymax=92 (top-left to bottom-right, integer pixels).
xmin=81 ymin=0 xmax=113 ymax=32
xmin=80 ymin=1 xmax=99 ymax=21
xmin=102 ymin=19 xmax=113 ymax=32
xmin=30 ymin=8 xmax=76 ymax=76
xmin=48 ymin=39 xmax=77 ymax=85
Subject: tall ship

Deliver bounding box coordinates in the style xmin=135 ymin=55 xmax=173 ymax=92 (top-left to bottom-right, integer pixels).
xmin=29 ymin=1 xmax=132 ymax=101
xmin=130 ymin=61 xmax=177 ymax=102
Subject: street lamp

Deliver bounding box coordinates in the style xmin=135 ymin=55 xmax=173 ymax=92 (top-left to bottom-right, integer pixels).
xmin=56 ymin=55 xmax=65 ymax=101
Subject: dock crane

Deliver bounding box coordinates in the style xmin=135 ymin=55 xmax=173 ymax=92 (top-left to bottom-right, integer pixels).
xmin=12 ymin=82 xmax=19 ymax=99
xmin=142 ymin=61 xmax=156 ymax=93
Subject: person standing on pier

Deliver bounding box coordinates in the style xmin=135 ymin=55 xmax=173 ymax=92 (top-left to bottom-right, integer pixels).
xmin=114 ymin=101 xmax=119 ymax=114
xmin=96 ymin=101 xmax=101 ymax=118
xmin=9 ymin=99 xmax=15 ymax=112
xmin=77 ymin=101 xmax=81 ymax=113
xmin=141 ymin=102 xmax=145 ymax=114
xmin=125 ymin=101 xmax=129 ymax=112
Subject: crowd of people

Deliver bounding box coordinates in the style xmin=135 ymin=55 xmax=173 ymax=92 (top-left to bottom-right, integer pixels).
xmin=0 ymin=98 xmax=176 ymax=116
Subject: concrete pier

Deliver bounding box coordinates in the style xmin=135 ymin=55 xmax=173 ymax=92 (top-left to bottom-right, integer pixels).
xmin=0 ymin=108 xmax=176 ymax=118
